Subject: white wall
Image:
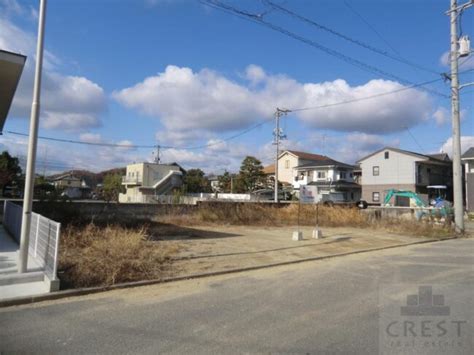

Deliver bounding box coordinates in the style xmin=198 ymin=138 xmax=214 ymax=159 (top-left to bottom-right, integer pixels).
xmin=359 ymin=149 xmax=424 ymax=186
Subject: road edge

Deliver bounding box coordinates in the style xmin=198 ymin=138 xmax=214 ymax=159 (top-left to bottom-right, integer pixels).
xmin=0 ymin=236 xmax=458 ymax=308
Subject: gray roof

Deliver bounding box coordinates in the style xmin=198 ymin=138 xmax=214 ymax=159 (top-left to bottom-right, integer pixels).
xmin=357 ymin=147 xmax=451 ymax=164
xmin=462 ymin=147 xmax=474 ymax=159
xmin=295 ymin=158 xmax=355 ymax=170
xmin=308 ymin=180 xmax=361 ymax=189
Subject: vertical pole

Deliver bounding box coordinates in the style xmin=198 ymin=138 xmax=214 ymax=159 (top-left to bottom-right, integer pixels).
xmin=34 ymin=214 xmax=40 ymax=258
xmin=274 ymin=109 xmax=280 ymax=203
xmin=52 ymin=223 xmax=61 ymax=281
xmin=18 ymin=0 xmax=47 ymax=273
xmin=450 ymin=0 xmax=464 ymax=232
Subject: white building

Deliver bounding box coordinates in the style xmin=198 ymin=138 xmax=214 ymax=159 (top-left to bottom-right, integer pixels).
xmin=357 ymin=147 xmax=452 ymax=204
xmin=462 ymin=147 xmax=474 ymax=212
xmin=119 ymin=162 xmax=183 ymax=203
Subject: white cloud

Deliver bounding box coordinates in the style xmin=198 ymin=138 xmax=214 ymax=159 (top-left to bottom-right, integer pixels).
xmin=440 ymin=50 xmax=474 ymax=70
xmin=0 ymin=16 xmax=106 ymax=132
xmin=440 ymin=136 xmax=474 ymax=157
xmin=79 ymin=133 xmax=103 ymax=144
xmin=114 ymin=64 xmax=434 ymax=142
xmin=433 ymin=107 xmax=450 ymax=126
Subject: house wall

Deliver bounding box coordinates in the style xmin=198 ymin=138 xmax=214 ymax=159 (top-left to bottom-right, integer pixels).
xmin=359 ymin=149 xmax=423 ymax=186
xmin=277 ymin=152 xmax=300 ymax=185
xmin=464 ymin=160 xmax=474 ymax=212
xmin=361 ymin=183 xmax=416 ymax=204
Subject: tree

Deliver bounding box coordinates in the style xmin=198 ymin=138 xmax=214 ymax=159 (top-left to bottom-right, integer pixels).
xmin=218 ymin=171 xmax=232 ymax=193
xmin=103 ymin=173 xmax=125 ymax=202
xmin=183 ymin=169 xmax=211 ymax=193
xmin=236 ymin=156 xmax=265 ymax=192
xmin=0 ymin=151 xmax=22 ymax=195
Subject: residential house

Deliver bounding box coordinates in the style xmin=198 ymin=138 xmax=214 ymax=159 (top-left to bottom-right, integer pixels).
xmin=357 ymin=147 xmax=452 ymax=205
xmin=119 ymin=162 xmax=183 ymax=203
xmin=294 ymin=158 xmax=361 ymax=203
xmin=51 ymin=173 xmax=82 ymax=189
xmin=462 ymin=147 xmax=474 ymax=212
xmin=263 ymin=150 xmax=360 ymax=202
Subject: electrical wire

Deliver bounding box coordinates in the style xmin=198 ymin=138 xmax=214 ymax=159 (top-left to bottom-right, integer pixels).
xmin=201 ymin=0 xmax=449 ymax=98
xmin=343 ymin=0 xmax=401 ymax=56
xmin=265 ymin=0 xmax=440 ymax=75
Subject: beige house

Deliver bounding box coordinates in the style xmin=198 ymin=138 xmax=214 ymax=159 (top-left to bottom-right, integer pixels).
xmin=277 ymin=150 xmax=330 ymax=185
xmin=357 ymin=147 xmax=452 ymax=204
xmin=119 ymin=162 xmax=183 ymax=203
xmin=51 ymin=174 xmax=83 ymax=189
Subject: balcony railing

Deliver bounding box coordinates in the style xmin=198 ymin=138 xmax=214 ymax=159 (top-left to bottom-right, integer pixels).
xmin=122 ymin=176 xmax=143 ymax=184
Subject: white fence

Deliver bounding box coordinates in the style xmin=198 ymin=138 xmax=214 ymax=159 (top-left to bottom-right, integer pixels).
xmin=3 ymin=201 xmax=61 ymax=281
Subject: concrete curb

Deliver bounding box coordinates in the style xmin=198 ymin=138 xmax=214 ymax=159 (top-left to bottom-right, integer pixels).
xmin=0 ymin=237 xmax=457 ymax=308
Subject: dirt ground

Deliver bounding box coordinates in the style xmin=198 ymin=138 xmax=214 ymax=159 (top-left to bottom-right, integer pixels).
xmin=149 ymin=225 xmax=451 ymax=278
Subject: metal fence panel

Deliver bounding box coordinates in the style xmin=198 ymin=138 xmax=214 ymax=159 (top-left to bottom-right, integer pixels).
xmin=3 ymin=201 xmax=61 ymax=280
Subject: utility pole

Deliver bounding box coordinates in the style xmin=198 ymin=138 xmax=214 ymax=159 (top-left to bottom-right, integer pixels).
xmin=154 ymin=145 xmax=161 ymax=164
xmin=447 ymin=0 xmax=473 ymax=233
xmin=18 ymin=0 xmax=47 ymax=273
xmin=273 ymin=108 xmax=289 ymax=203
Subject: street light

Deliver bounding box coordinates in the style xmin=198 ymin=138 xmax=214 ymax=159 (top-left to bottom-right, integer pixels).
xmin=18 ymin=0 xmax=47 ymax=273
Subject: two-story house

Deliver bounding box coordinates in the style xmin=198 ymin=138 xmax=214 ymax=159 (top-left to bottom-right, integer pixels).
xmin=263 ymin=150 xmax=360 ymax=202
xmin=293 ymin=158 xmax=360 ymax=203
xmin=357 ymin=147 xmax=452 ymax=204
xmin=119 ymin=162 xmax=183 ymax=203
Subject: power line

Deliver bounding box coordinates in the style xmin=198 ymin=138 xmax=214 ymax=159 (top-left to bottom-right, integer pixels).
xmin=5 ymin=120 xmax=272 ymax=150
xmin=289 ymin=77 xmax=445 ymax=112
xmin=343 ymin=0 xmax=401 ymax=56
xmin=201 ymin=0 xmax=449 ymax=98
xmin=265 ymin=0 xmax=440 ymax=75
xmin=404 ymin=126 xmax=426 ymax=154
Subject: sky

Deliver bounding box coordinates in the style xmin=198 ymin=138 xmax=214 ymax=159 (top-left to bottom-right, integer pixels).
xmin=0 ymin=0 xmax=473 ymax=174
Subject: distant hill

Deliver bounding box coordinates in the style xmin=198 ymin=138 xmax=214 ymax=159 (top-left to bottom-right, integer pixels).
xmin=48 ymin=167 xmax=126 ymax=188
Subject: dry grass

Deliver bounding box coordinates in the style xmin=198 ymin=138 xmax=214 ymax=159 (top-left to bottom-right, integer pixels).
xmin=59 ymin=223 xmax=179 ymax=288
xmin=157 ymin=202 xmax=453 ymax=238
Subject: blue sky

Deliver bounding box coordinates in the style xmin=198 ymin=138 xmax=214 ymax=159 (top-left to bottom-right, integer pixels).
xmin=0 ymin=0 xmax=473 ymax=174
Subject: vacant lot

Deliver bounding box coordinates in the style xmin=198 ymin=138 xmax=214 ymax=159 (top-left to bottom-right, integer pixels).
xmin=149 ymin=224 xmax=453 ymax=278
xmin=57 ymin=204 xmax=456 ymax=289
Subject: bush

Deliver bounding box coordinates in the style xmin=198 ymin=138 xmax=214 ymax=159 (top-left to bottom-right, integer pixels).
xmin=59 ymin=223 xmax=177 ymax=288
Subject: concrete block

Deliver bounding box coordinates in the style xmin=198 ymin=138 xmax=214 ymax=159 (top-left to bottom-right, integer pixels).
xmin=312 ymin=229 xmax=323 ymax=239
xmin=44 ymin=276 xmax=60 ymax=292
xmin=292 ymin=231 xmax=303 ymax=241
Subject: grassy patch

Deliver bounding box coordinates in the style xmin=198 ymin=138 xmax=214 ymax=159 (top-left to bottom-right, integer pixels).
xmin=58 ymin=223 xmax=178 ymax=289
xmin=157 ymin=202 xmax=454 ymax=238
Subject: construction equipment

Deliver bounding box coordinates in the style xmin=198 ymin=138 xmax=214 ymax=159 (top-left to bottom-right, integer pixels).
xmin=383 ymin=189 xmax=453 ymax=220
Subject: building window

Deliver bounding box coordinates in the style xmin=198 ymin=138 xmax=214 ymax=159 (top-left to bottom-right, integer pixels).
xmin=285 ymin=160 xmax=290 ymax=169
xmin=372 ymin=192 xmax=380 ymax=202
xmin=317 ymin=171 xmax=326 ymax=179
xmin=349 ymin=172 xmax=353 ymax=178
xmin=373 ymin=166 xmax=380 ymax=176
xmin=384 ymin=151 xmax=389 ymax=159
xmin=340 ymin=172 xmax=346 ymax=179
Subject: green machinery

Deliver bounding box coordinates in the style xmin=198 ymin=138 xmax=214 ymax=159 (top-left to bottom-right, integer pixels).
xmin=383 ymin=189 xmax=453 ymax=219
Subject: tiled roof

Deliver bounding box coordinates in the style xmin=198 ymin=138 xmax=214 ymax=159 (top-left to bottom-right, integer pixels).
xmin=461 ymin=147 xmax=474 ymax=159
xmin=285 ymin=150 xmax=328 ymax=161
xmin=262 ymin=164 xmax=275 ymax=175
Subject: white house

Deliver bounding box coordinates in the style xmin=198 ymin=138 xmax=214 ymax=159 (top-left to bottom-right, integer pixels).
xmin=462 ymin=147 xmax=474 ymax=212
xmin=357 ymin=147 xmax=452 ymax=204
xmin=119 ymin=162 xmax=183 ymax=203
xmin=264 ymin=150 xmax=360 ymax=203
xmin=293 ymin=157 xmax=360 ymax=203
